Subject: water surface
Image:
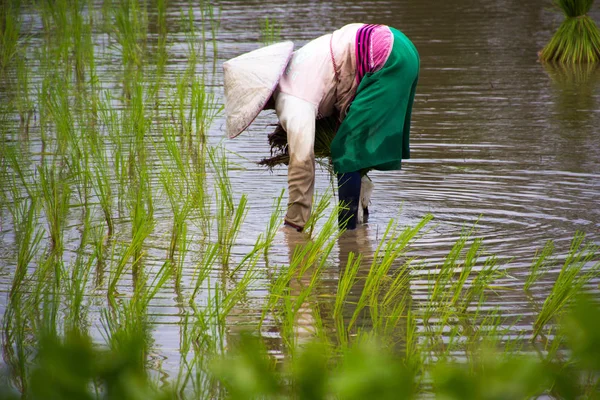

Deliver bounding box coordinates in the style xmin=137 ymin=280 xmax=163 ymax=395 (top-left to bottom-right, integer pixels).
xmin=1 ymin=0 xmax=599 ymax=378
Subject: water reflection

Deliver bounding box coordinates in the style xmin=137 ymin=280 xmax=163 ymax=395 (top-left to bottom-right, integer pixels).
xmin=282 ymin=227 xmax=319 ymax=343
xmin=542 ymin=62 xmax=600 ymax=171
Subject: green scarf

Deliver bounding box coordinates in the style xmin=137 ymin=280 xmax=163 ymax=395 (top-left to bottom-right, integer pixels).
xmin=331 ymin=28 xmax=420 ymax=174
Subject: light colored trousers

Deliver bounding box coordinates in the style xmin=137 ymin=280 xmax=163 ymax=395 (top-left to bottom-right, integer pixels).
xmin=275 ymin=92 xmax=374 ymax=229
xmin=275 ymin=92 xmax=317 ymax=229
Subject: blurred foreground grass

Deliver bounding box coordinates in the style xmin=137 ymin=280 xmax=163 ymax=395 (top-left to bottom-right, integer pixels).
xmin=1 ymin=297 xmax=600 ymax=399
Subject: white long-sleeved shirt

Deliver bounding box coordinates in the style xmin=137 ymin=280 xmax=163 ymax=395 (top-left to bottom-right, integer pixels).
xmin=277 ymin=23 xmax=393 ymax=120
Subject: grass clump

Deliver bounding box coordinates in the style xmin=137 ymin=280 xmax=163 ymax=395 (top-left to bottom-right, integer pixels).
xmin=539 ymin=0 xmax=600 ymax=63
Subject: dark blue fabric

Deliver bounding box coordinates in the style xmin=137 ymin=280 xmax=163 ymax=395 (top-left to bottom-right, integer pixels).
xmin=337 ymin=171 xmax=361 ymax=230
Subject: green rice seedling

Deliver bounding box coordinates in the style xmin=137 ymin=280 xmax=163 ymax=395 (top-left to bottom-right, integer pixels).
xmin=158 ymin=167 xmax=191 ymax=260
xmin=525 ymin=240 xmax=555 ymax=292
xmin=207 ymin=2 xmax=221 ymax=72
xmin=100 ymin=262 xmax=173 ymax=398
xmin=172 ymin=219 xmax=190 ymax=293
xmin=260 ymin=17 xmax=281 ymax=46
xmin=183 ymin=7 xmax=199 ymax=68
xmin=179 ymin=303 xmax=223 ymax=398
xmin=376 ymin=270 xmax=413 ymax=341
xmin=190 ymin=242 xmax=219 ymax=302
xmin=68 ymin=0 xmax=86 ymax=82
xmin=129 ymin=185 xmax=155 ymax=288
xmin=70 ymin=104 xmax=94 ymax=214
xmin=539 ymin=0 xmax=600 ymax=63
xmin=61 ymin=205 xmax=96 ymax=334
xmin=2 ymin=197 xmax=43 ymax=394
xmin=146 ymin=0 xmax=168 ymax=104
xmin=199 ymin=244 xmax=265 ymax=369
xmin=367 ymin=221 xmax=430 ymax=336
xmin=302 ymin=190 xmax=335 ymax=238
xmin=298 ymin=203 xmax=342 ymax=276
xmin=128 ymin=81 xmax=150 ymax=162
xmin=348 ymin=214 xmax=433 ymax=332
xmin=206 ymin=146 xmax=229 ymax=190
xmin=88 ymin=133 xmax=115 ymax=236
xmin=111 ymin=0 xmax=147 ymax=69
xmin=4 ymin=145 xmax=36 ymax=216
xmin=221 ymin=242 xmax=264 ymax=323
xmin=175 ymin=311 xmax=193 ymax=393
xmin=123 ymin=83 xmax=154 ymax=253
xmin=209 ymin=146 xmax=248 ymax=267
xmin=2 ymin=301 xmax=31 ymax=396
xmin=63 ymin=251 xmax=95 ymax=334
xmin=168 ymin=75 xmax=221 ymax=152
xmin=85 ymin=8 xmax=98 ymax=89
xmin=40 ymin=0 xmax=74 ymax=78
xmin=38 ymin=162 xmax=72 ymax=254
xmin=173 ymin=73 xmax=191 ymax=138
xmin=104 ymin=256 xmax=171 ymax=343
xmin=452 ymin=248 xmax=505 ymax=316
xmin=333 ymin=338 xmax=418 ymax=400
xmin=0 ymin=155 xmax=8 ymax=226
xmin=166 ymin=78 xmax=216 ymax=230
xmin=192 ymin=0 xmax=220 ymax=70
xmin=0 ymin=2 xmax=21 ymax=71
xmin=416 ymin=228 xmax=507 ymax=361
xmin=106 ymin=210 xmax=154 ymax=303
xmin=44 ymin=77 xmax=78 ymax=157
xmin=90 ymin=223 xmax=108 ymax=287
xmin=175 ymin=307 xmax=219 ymax=397
xmin=100 ymin=0 xmax=113 ymax=31
xmin=98 ymin=90 xmax=128 ymax=211
xmin=156 ymin=122 xmax=196 ymax=199
xmin=260 ymin=206 xmax=341 ymax=351
xmin=190 ymin=76 xmax=223 ymax=143
xmin=2 ymin=304 xmax=30 ymax=395
xmin=263 ymin=189 xmax=285 ymax=261
xmin=30 ymin=244 xmax=66 ymax=335
xmin=0 ymin=86 xmax=13 ymax=139
xmin=36 ymin=71 xmax=54 ymax=159
xmin=533 ymin=232 xmax=599 ymax=340
xmin=213 ymin=335 xmax=422 ymax=399
xmin=463 ymin=309 xmax=523 ymax=360
xmin=156 ymin=0 xmax=167 ymax=37
xmin=334 ymin=251 xmax=363 ymax=346
xmin=189 ymin=159 xmax=211 ymax=237
xmin=8 ymin=198 xmax=42 ymax=303
xmin=403 ymin=308 xmax=423 ymax=375
xmin=421 ymin=226 xmax=475 ymax=327
xmin=216 ymin=193 xmax=248 ymax=269
xmin=15 ymin=55 xmax=34 ymax=136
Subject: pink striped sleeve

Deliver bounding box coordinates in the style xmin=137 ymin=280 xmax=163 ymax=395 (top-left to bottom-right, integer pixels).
xmin=370 ymin=25 xmax=393 ymax=73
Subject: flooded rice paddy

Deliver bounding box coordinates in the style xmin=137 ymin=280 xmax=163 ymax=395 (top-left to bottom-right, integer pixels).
xmin=0 ymin=0 xmax=599 ymax=391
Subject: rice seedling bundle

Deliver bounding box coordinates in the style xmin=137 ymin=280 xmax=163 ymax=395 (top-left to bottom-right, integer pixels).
xmin=258 ymin=116 xmax=339 ymax=170
xmin=539 ymin=0 xmax=600 ymax=63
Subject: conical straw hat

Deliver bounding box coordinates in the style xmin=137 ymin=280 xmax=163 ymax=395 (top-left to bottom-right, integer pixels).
xmin=223 ymin=41 xmax=294 ymax=139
